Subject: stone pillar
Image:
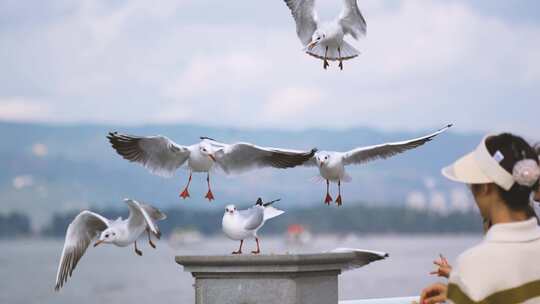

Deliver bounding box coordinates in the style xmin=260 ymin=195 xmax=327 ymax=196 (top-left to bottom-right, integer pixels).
xmin=176 ymin=251 xmax=388 ymax=304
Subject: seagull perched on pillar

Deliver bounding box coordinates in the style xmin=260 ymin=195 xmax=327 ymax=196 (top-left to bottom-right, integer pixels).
xmin=107 ymin=132 xmax=317 ymax=202
xmin=283 ymin=0 xmax=367 ymax=70
xmin=304 ymin=124 xmax=453 ymax=206
xmin=222 ymin=198 xmax=284 ymax=254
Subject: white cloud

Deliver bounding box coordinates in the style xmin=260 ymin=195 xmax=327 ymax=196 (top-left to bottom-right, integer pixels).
xmin=0 ymin=98 xmax=51 ymax=122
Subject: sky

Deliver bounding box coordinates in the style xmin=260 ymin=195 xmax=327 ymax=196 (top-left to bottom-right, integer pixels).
xmin=0 ymin=0 xmax=539 ymax=136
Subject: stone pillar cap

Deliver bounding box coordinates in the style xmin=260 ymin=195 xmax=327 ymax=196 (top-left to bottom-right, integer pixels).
xmin=176 ymin=249 xmax=389 ymax=274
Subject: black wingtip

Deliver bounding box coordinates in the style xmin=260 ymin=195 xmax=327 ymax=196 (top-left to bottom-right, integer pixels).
xmin=263 ymin=198 xmax=281 ymax=207
xmin=200 ymin=136 xmax=217 ymax=141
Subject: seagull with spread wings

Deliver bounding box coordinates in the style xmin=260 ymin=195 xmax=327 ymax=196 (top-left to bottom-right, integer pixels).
xmin=107 ymin=132 xmax=317 ymax=201
xmin=283 ymin=0 xmax=367 ymax=70
xmin=54 ymin=199 xmax=166 ymax=291
xmin=306 ymin=124 xmax=453 ymax=206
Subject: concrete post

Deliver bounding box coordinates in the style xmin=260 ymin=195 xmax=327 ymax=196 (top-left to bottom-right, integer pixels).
xmin=176 ymin=251 xmax=388 ymax=304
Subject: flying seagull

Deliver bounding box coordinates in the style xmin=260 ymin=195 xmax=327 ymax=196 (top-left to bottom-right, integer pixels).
xmin=305 ymin=124 xmax=453 ymax=206
xmin=283 ymin=0 xmax=367 ymax=70
xmin=54 ymin=199 xmax=166 ymax=291
xmin=222 ymin=198 xmax=284 ymax=254
xmin=107 ymin=132 xmax=316 ymax=201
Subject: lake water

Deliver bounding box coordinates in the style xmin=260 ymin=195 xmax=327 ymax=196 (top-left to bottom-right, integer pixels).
xmin=0 ymin=234 xmax=480 ymax=304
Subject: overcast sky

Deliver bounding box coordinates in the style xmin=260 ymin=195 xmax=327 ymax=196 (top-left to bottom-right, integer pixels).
xmin=1 ymin=0 xmax=539 ymax=136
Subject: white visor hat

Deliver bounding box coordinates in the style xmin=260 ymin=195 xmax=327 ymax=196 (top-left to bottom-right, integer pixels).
xmin=442 ymin=135 xmax=515 ymax=191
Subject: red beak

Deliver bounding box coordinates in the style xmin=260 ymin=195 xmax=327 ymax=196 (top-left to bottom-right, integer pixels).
xmin=94 ymin=240 xmax=104 ymax=247
xmin=209 ymin=154 xmax=216 ymax=161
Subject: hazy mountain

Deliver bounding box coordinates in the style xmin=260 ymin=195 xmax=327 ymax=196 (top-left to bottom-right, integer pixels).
xmin=0 ymin=121 xmax=481 ymax=229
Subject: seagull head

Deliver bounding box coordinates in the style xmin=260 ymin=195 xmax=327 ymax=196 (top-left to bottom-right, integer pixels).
xmin=307 ymin=30 xmax=326 ymax=50
xmin=315 ymin=152 xmax=331 ymax=168
xmin=94 ymin=228 xmax=118 ymax=247
xmin=224 ymin=204 xmax=237 ymax=215
xmin=199 ymin=143 xmax=216 ymax=161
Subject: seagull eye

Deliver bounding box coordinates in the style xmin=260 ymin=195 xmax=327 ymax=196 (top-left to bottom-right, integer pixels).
xmin=105 ymin=234 xmax=109 ymax=238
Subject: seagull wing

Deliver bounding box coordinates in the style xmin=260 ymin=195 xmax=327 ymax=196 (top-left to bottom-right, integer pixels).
xmin=284 ymin=0 xmax=318 ymax=46
xmin=238 ymin=208 xmax=264 ymax=230
xmin=214 ymin=143 xmax=316 ymax=174
xmin=342 ymin=124 xmax=452 ymax=166
xmin=54 ymin=211 xmax=109 ymax=291
xmin=338 ymin=0 xmax=367 ymax=40
xmin=124 ymin=199 xmax=166 ymax=239
xmin=107 ymin=132 xmax=190 ymax=177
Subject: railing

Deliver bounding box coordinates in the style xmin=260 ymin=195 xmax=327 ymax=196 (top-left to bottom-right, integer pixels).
xmin=340 ymin=296 xmax=419 ymax=304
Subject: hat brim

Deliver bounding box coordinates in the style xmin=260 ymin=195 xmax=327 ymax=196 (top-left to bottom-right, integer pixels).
xmin=442 ymin=151 xmax=493 ymax=185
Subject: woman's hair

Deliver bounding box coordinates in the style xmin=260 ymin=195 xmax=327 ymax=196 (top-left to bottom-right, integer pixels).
xmin=484 ymin=133 xmax=539 ymax=211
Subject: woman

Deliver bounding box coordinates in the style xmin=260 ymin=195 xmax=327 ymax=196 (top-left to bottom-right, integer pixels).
xmin=420 ymin=133 xmax=540 ymax=304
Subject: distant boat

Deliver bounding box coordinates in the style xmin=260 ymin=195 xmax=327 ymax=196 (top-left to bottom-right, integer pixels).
xmin=286 ymin=224 xmax=312 ymax=245
xmin=168 ymin=228 xmax=204 ymax=248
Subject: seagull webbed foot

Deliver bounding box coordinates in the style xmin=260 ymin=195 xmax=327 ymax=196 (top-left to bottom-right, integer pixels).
xmin=324 ymin=193 xmax=333 ymax=205
xmin=232 ymin=250 xmax=242 ymax=255
xmin=251 ymin=250 xmax=260 ymax=255
xmin=323 ymin=59 xmax=329 ymax=70
xmin=335 ymin=195 xmax=342 ymax=206
xmin=180 ymin=188 xmax=190 ymax=199
xmin=134 ymin=241 xmax=143 ymax=256
xmin=205 ymin=189 xmax=215 ymax=201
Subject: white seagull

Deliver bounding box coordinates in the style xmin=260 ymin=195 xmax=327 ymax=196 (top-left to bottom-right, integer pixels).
xmin=54 ymin=199 xmax=166 ymax=291
xmin=108 ymin=132 xmax=316 ymax=201
xmin=283 ymin=0 xmax=367 ymax=70
xmin=222 ymin=198 xmax=284 ymax=254
xmin=305 ymin=124 xmax=453 ymax=206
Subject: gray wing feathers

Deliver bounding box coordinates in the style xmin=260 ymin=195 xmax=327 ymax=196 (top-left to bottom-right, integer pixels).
xmin=284 ymin=0 xmax=318 ymax=45
xmin=124 ymin=199 xmax=166 ymax=239
xmin=107 ymin=132 xmax=190 ymax=177
xmin=240 ymin=208 xmax=264 ymax=230
xmin=215 ymin=143 xmax=316 ymax=173
xmin=54 ymin=211 xmax=109 ymax=291
xmin=339 ymin=0 xmax=367 ymax=39
xmin=342 ymin=124 xmax=452 ymax=165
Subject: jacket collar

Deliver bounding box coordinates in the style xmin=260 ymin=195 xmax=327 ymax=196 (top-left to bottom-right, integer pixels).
xmin=485 ymin=218 xmax=540 ymax=243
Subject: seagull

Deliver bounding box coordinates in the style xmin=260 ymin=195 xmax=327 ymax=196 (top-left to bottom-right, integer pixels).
xmin=107 ymin=132 xmax=316 ymax=201
xmin=305 ymin=124 xmax=453 ymax=206
xmin=54 ymin=199 xmax=166 ymax=291
xmin=222 ymin=198 xmax=284 ymax=254
xmin=283 ymin=0 xmax=367 ymax=70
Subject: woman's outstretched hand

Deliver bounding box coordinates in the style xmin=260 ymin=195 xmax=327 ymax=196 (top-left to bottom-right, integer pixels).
xmin=420 ymin=282 xmax=448 ymax=304
xmin=430 ymin=254 xmax=452 ymax=278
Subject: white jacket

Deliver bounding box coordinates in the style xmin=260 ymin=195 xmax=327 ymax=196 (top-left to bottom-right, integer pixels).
xmin=448 ymin=218 xmax=540 ymax=304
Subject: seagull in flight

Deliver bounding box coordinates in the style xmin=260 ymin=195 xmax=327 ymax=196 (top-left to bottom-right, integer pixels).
xmin=305 ymin=124 xmax=453 ymax=206
xmin=54 ymin=199 xmax=166 ymax=291
xmin=222 ymin=198 xmax=284 ymax=254
xmin=283 ymin=0 xmax=367 ymax=70
xmin=107 ymin=132 xmax=317 ymax=201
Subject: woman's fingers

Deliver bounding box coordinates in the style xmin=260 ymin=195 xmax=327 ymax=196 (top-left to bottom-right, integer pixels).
xmin=420 ymin=283 xmax=448 ymax=304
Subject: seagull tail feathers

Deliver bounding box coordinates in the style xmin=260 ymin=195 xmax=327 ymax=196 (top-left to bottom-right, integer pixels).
xmin=306 ymin=42 xmax=360 ymax=61
xmin=263 ymin=206 xmax=285 ymax=221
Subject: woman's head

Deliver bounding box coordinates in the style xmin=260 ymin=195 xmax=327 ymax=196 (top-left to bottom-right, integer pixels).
xmin=443 ymin=133 xmax=540 ymax=221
